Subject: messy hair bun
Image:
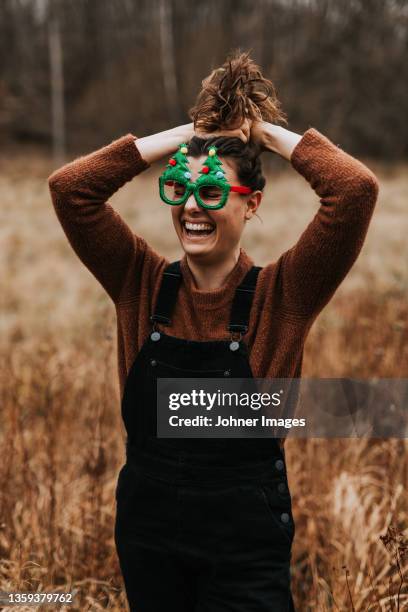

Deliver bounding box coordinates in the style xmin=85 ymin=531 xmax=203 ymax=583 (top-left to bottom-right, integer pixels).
xmin=189 ymin=50 xmax=287 ymax=132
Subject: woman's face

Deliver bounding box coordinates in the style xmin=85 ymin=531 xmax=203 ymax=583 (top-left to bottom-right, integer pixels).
xmin=170 ymin=155 xmax=261 ymax=264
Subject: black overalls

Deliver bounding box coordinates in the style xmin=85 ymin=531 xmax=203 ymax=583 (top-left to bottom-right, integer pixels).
xmin=114 ymin=262 xmax=296 ymax=612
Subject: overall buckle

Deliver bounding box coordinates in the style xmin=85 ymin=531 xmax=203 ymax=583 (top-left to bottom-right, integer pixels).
xmin=229 ymin=329 xmax=243 ymax=352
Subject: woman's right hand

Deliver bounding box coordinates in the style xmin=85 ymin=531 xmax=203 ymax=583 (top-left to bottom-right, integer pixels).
xmin=194 ymin=118 xmax=252 ymax=144
xmin=136 ymin=123 xmax=195 ymax=165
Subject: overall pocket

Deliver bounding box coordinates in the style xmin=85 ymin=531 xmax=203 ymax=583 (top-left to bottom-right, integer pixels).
xmin=257 ymin=483 xmax=295 ymax=546
xmin=153 ymin=359 xmax=227 ymax=377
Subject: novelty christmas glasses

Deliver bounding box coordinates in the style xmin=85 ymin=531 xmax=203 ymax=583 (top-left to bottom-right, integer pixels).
xmin=158 ymin=143 xmax=252 ymax=210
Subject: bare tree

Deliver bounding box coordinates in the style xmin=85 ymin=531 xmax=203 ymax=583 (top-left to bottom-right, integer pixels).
xmin=158 ymin=0 xmax=181 ymax=124
xmin=48 ymin=8 xmax=65 ymax=164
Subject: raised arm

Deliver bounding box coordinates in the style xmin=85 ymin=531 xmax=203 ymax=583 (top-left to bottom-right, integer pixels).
xmin=253 ymin=122 xmax=379 ymax=318
xmin=48 ymin=124 xmax=194 ymax=303
xmin=137 ymin=123 xmax=194 ymax=164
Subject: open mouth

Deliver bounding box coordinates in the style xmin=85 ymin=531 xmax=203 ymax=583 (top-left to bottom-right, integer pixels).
xmin=182 ymin=220 xmax=216 ymax=238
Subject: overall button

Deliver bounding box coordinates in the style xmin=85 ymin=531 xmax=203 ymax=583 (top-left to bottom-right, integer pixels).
xmin=275 ymin=459 xmax=284 ymax=471
xmin=150 ymin=359 xmax=157 ymax=367
xmin=229 ymin=341 xmax=240 ymax=351
xmin=151 ymin=331 xmax=161 ymax=342
xmin=224 ymin=370 xmax=231 ymax=377
xmin=278 ymin=482 xmax=287 ymax=494
xmin=280 ymin=512 xmax=290 ymax=524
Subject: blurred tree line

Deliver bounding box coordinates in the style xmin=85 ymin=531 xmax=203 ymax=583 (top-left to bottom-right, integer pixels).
xmin=0 ymin=0 xmax=407 ymax=160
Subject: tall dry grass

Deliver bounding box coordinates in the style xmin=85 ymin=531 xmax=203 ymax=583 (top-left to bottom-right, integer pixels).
xmin=0 ymin=151 xmax=407 ymax=610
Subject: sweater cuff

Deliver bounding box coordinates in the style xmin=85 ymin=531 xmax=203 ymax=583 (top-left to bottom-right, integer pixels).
xmin=110 ymin=133 xmax=151 ymax=180
xmin=290 ymin=127 xmax=338 ymax=171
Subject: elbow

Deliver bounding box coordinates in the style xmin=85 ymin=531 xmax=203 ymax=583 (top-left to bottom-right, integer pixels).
xmin=356 ymin=170 xmax=380 ymax=207
xmin=48 ymin=169 xmax=63 ymax=197
xmin=48 ymin=169 xmax=65 ymax=197
xmin=47 ymin=164 xmax=73 ymax=197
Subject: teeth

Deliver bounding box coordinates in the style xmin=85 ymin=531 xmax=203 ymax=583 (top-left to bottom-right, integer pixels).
xmin=184 ymin=221 xmax=214 ymax=231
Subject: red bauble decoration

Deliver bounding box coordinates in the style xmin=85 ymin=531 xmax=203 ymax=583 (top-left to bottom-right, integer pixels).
xmin=169 ymin=158 xmax=176 ymax=166
xmin=201 ymin=166 xmax=209 ymax=174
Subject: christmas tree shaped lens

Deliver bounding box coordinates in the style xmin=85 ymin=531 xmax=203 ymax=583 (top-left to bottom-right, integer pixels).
xmin=195 ymin=146 xmax=230 ymax=209
xmin=159 ymin=143 xmax=192 ymax=206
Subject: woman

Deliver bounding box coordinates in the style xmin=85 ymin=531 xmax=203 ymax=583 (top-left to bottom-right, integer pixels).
xmin=48 ymin=54 xmax=379 ymax=611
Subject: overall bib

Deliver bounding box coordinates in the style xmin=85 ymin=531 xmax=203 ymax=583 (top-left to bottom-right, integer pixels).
xmin=114 ymin=262 xmax=296 ymax=612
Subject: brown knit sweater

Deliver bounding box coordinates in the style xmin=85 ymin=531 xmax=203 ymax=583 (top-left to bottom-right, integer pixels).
xmin=48 ymin=128 xmax=379 ymax=401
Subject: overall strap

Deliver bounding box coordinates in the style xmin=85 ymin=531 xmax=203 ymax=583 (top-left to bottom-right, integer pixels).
xmin=228 ymin=266 xmax=262 ymax=335
xmin=150 ymin=261 xmax=182 ymax=326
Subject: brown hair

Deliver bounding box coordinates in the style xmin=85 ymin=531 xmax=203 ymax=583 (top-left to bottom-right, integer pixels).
xmin=187 ymin=136 xmax=265 ymax=192
xmin=189 ymin=50 xmax=287 ymax=132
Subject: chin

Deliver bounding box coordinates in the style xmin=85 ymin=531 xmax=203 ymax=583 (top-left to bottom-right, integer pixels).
xmin=181 ymin=242 xmax=217 ymax=260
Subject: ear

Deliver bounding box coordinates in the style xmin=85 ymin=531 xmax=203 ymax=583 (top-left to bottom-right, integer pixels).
xmin=244 ymin=191 xmax=262 ymax=220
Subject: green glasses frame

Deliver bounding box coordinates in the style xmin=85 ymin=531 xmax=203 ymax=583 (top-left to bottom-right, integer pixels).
xmin=158 ymin=142 xmax=252 ymax=210
xmin=159 ymin=175 xmax=229 ymax=210
xmin=159 ymin=176 xmax=252 ymax=210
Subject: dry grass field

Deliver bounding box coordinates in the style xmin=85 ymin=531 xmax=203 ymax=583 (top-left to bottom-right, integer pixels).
xmin=0 ymin=149 xmax=407 ymax=611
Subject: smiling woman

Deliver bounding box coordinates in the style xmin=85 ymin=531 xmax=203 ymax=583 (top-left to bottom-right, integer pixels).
xmin=48 ymin=51 xmax=379 ymax=612
xmin=163 ymin=141 xmax=262 ymax=267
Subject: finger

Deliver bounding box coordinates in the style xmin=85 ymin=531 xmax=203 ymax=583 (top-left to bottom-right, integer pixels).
xmin=221 ymin=128 xmax=247 ymax=141
xmin=242 ymin=126 xmax=250 ymax=142
xmin=195 ymin=128 xmax=248 ymax=142
xmin=242 ymin=118 xmax=252 ymax=132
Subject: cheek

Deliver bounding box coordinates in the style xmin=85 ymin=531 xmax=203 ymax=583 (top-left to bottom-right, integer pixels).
xmin=215 ymin=204 xmax=246 ymax=239
xmin=171 ymin=207 xmax=181 ymax=226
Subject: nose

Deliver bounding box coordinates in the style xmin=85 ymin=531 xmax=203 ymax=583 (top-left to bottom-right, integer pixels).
xmin=184 ymin=192 xmax=201 ymax=212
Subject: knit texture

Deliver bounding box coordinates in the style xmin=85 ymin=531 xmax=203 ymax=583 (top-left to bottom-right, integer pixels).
xmin=48 ymin=129 xmax=379 ymax=401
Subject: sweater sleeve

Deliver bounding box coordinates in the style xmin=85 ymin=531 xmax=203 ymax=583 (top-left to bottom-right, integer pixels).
xmin=48 ymin=134 xmax=161 ymax=303
xmin=279 ymin=127 xmax=379 ymax=318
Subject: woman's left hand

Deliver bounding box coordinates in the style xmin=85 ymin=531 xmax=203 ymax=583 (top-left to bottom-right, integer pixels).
xmin=250 ymin=120 xmax=276 ymax=151
xmin=250 ymin=120 xmax=302 ymax=161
